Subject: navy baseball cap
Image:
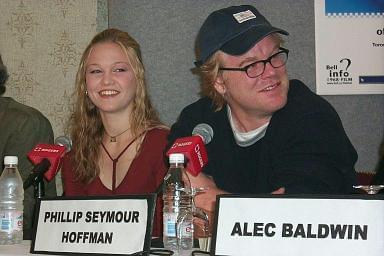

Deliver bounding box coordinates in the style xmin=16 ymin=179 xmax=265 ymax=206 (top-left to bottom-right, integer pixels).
xmin=195 ymin=5 xmax=289 ymax=67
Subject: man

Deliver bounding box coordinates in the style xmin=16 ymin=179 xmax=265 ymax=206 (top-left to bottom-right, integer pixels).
xmin=0 ymin=54 xmax=56 ymax=239
xmin=371 ymin=141 xmax=384 ymax=185
xmin=168 ymin=5 xmax=357 ymax=214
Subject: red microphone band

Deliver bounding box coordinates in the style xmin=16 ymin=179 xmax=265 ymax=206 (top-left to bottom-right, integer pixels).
xmin=27 ymin=143 xmax=66 ymax=181
xmin=166 ymin=136 xmax=208 ymax=176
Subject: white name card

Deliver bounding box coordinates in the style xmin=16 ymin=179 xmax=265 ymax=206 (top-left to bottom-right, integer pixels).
xmin=31 ymin=194 xmax=156 ymax=255
xmin=212 ymin=195 xmax=384 ymax=256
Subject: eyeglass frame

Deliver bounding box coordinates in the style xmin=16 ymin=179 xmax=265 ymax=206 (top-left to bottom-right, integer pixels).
xmin=218 ymin=47 xmax=289 ymax=78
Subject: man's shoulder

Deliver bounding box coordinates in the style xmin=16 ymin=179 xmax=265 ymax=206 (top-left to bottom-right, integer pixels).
xmin=178 ymin=97 xmax=229 ymax=129
xmin=268 ymin=80 xmax=343 ymax=140
xmin=2 ymin=97 xmax=51 ymax=125
xmin=180 ymin=97 xmax=222 ymax=119
xmin=169 ymin=97 xmax=227 ymax=141
xmin=183 ymin=97 xmax=216 ymax=111
xmin=285 ymin=79 xmax=337 ymax=116
xmin=0 ymin=97 xmax=53 ymax=136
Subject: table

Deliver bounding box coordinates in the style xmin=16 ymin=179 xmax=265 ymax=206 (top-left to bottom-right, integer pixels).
xmin=0 ymin=240 xmax=209 ymax=255
xmin=0 ymin=241 xmax=42 ymax=256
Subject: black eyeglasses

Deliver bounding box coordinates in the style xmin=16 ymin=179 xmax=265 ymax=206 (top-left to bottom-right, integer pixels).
xmin=219 ymin=47 xmax=289 ymax=78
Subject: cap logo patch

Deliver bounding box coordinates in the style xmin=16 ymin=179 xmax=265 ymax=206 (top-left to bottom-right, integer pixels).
xmin=233 ymin=10 xmax=256 ymax=23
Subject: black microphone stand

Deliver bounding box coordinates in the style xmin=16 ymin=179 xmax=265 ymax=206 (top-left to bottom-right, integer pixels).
xmin=32 ymin=174 xmax=45 ymax=199
xmin=23 ymin=158 xmax=51 ymax=198
xmin=23 ymin=158 xmax=50 ymax=240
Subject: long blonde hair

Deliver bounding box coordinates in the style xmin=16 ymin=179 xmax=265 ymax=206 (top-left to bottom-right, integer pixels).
xmin=68 ymin=28 xmax=162 ymax=183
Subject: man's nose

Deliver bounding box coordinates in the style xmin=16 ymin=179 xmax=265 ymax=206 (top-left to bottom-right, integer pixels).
xmin=261 ymin=61 xmax=277 ymax=78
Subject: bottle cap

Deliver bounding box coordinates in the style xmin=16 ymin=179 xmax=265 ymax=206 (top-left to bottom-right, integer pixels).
xmin=4 ymin=156 xmax=18 ymax=165
xmin=169 ymin=153 xmax=185 ymax=164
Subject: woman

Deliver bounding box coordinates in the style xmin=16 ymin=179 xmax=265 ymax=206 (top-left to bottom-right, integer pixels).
xmin=61 ymin=28 xmax=168 ymax=237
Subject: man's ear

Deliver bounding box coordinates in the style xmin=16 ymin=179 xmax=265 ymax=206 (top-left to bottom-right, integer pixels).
xmin=214 ymin=73 xmax=226 ymax=95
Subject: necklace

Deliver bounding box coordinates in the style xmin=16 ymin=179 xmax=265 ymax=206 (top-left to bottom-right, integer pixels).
xmin=101 ymin=130 xmax=146 ymax=192
xmin=105 ymin=127 xmax=131 ymax=142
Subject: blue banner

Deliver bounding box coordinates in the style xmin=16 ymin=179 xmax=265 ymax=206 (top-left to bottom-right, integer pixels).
xmin=325 ymin=0 xmax=384 ymax=15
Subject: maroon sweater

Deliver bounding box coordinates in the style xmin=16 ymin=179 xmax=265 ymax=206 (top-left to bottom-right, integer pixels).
xmin=61 ymin=128 xmax=169 ymax=237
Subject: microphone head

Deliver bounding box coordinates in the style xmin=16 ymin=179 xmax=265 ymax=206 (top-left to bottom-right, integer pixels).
xmin=192 ymin=123 xmax=214 ymax=144
xmin=27 ymin=144 xmax=66 ymax=181
xmin=55 ymin=136 xmax=72 ymax=153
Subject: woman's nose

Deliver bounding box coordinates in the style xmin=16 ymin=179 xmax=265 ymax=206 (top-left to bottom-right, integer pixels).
xmin=102 ymin=71 xmax=113 ymax=85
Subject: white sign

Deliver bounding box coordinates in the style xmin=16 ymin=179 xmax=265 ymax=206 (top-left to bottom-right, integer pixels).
xmin=315 ymin=0 xmax=384 ymax=95
xmin=212 ymin=195 xmax=384 ymax=256
xmin=32 ymin=195 xmax=155 ymax=255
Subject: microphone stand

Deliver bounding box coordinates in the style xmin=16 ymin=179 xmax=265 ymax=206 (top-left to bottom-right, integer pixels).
xmin=24 ymin=159 xmax=50 ymax=240
xmin=26 ymin=173 xmax=46 ymax=240
xmin=33 ymin=174 xmax=45 ymax=199
xmin=24 ymin=158 xmax=51 ymax=198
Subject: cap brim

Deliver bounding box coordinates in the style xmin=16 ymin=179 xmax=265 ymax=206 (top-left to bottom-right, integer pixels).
xmin=221 ymin=26 xmax=289 ymax=56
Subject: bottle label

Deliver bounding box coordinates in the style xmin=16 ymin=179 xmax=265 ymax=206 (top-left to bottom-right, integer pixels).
xmin=163 ymin=212 xmax=177 ymax=237
xmin=179 ymin=221 xmax=193 ymax=238
xmin=0 ymin=210 xmax=23 ymax=233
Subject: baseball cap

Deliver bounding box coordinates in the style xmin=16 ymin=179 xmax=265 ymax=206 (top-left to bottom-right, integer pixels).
xmin=195 ymin=5 xmax=289 ymax=67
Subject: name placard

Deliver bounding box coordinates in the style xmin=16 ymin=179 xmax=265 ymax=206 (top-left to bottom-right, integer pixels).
xmin=31 ymin=194 xmax=156 ymax=255
xmin=211 ymin=194 xmax=384 ymax=256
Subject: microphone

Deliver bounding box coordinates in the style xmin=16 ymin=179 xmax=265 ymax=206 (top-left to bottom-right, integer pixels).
xmin=192 ymin=123 xmax=214 ymax=144
xmin=167 ymin=123 xmax=213 ymax=176
xmin=23 ymin=136 xmax=72 ymax=189
xmin=55 ymin=136 xmax=72 ymax=153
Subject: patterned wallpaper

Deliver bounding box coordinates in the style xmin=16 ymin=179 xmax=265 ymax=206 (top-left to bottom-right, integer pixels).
xmin=0 ymin=0 xmax=108 ymax=194
xmin=0 ymin=0 xmax=108 ymax=137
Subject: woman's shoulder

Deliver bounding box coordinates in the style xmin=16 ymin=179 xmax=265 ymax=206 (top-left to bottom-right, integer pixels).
xmin=142 ymin=127 xmax=169 ymax=149
xmin=61 ymin=152 xmax=74 ymax=177
xmin=146 ymin=126 xmax=170 ymax=139
xmin=61 ymin=152 xmax=83 ymax=196
xmin=137 ymin=127 xmax=169 ymax=161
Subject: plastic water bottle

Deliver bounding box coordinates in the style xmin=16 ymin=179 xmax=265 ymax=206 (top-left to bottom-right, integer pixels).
xmin=177 ymin=190 xmax=194 ymax=253
xmin=0 ymin=156 xmax=24 ymax=244
xmin=163 ymin=153 xmax=193 ymax=255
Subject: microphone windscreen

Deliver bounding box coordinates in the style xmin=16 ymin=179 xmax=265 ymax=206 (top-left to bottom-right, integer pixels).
xmin=27 ymin=144 xmax=66 ymax=181
xmin=166 ymin=136 xmax=208 ymax=176
xmin=192 ymin=123 xmax=214 ymax=144
xmin=54 ymin=136 xmax=72 ymax=153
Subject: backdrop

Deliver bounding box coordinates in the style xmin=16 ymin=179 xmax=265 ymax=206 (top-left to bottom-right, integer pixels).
xmin=109 ymin=0 xmax=384 ymax=173
xmin=0 ymin=0 xmax=108 ymax=194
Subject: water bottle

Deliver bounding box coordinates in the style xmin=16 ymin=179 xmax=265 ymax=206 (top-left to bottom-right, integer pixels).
xmin=163 ymin=153 xmax=193 ymax=255
xmin=177 ymin=190 xmax=194 ymax=253
xmin=0 ymin=156 xmax=24 ymax=244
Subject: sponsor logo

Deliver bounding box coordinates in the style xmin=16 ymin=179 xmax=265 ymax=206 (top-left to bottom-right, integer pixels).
xmin=194 ymin=144 xmax=204 ymax=167
xmin=34 ymin=147 xmax=60 ymax=153
xmin=233 ymin=10 xmax=256 ymax=23
xmin=325 ymin=58 xmax=353 ymax=85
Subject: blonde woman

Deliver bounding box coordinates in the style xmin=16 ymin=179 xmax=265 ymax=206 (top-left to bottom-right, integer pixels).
xmin=62 ymin=28 xmax=168 ymax=237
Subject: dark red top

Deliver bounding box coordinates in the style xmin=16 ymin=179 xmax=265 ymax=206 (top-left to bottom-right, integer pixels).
xmin=61 ymin=128 xmax=169 ymax=237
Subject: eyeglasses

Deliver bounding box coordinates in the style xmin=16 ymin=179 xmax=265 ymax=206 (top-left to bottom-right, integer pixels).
xmin=219 ymin=47 xmax=289 ymax=78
